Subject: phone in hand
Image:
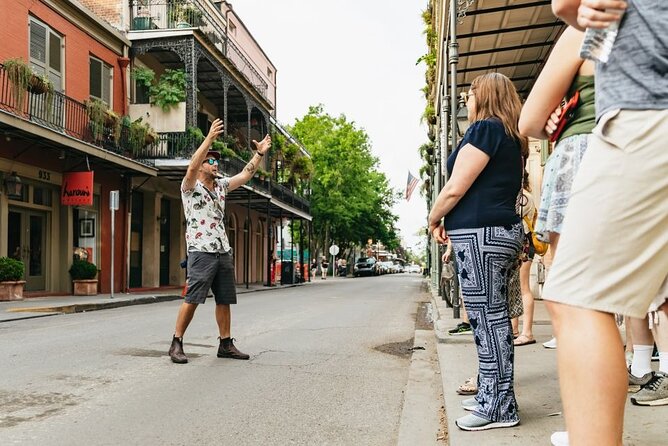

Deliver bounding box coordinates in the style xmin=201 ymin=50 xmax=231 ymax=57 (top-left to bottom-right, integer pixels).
xmin=549 ymin=90 xmax=580 ymax=143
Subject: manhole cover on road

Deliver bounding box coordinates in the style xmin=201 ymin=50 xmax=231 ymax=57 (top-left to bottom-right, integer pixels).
xmin=373 ymin=338 xmax=414 ymax=358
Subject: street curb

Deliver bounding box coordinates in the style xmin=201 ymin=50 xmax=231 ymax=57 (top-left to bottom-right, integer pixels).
xmin=0 ymin=283 xmax=309 ymax=323
xmin=5 ymin=294 xmax=184 ymax=315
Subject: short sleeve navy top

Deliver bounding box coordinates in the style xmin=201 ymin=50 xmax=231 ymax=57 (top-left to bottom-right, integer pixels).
xmin=445 ymin=118 xmax=522 ymax=231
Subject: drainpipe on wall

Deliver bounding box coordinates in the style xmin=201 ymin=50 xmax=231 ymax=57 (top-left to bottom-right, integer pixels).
xmin=118 ymin=56 xmax=131 ymax=116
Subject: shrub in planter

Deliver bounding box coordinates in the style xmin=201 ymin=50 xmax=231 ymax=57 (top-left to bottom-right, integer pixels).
xmin=0 ymin=257 xmax=25 ymax=282
xmin=69 ymin=260 xmax=98 ymax=280
xmin=0 ymin=257 xmax=25 ymax=301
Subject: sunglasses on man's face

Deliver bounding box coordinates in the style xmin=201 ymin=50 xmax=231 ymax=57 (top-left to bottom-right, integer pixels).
xmin=203 ymin=158 xmax=219 ymax=166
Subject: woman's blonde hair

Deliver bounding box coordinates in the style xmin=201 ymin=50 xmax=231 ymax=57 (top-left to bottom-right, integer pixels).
xmin=470 ymin=73 xmax=528 ymax=157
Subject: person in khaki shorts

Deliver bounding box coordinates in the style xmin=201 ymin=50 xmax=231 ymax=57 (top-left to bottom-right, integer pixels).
xmin=168 ymin=118 xmax=271 ymax=364
xmin=547 ymin=1 xmax=668 ymax=445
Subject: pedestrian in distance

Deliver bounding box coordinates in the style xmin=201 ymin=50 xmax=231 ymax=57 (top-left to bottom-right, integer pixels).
xmin=321 ymin=257 xmax=328 ymax=280
xmin=310 ymin=259 xmax=317 ymax=281
xmin=540 ymin=1 xmax=668 ymax=445
xmin=428 ymin=72 xmax=527 ymax=431
xmin=168 ymin=118 xmax=271 ymax=364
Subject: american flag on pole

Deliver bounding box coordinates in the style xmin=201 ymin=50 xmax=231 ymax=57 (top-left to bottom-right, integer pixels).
xmin=405 ymin=171 xmax=419 ymax=201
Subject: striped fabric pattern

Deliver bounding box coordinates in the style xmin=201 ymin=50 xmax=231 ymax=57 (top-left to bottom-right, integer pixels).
xmin=448 ymin=223 xmax=523 ymax=423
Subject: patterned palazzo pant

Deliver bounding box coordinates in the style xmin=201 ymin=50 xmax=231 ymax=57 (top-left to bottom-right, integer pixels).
xmin=448 ymin=223 xmax=523 ymax=423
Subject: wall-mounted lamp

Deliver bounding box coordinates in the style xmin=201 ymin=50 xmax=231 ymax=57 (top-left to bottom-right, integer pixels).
xmin=4 ymin=171 xmax=23 ymax=199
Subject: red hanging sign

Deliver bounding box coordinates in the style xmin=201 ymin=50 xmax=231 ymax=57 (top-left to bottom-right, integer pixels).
xmin=61 ymin=171 xmax=94 ymax=206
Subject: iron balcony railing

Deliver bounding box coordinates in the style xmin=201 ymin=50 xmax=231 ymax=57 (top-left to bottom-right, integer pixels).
xmin=0 ymin=63 xmax=144 ymax=160
xmin=139 ymin=131 xmax=309 ymax=213
xmin=129 ymin=0 xmax=269 ymax=102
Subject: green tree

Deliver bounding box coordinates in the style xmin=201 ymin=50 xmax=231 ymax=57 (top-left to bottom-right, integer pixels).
xmin=289 ymin=105 xmax=400 ymax=258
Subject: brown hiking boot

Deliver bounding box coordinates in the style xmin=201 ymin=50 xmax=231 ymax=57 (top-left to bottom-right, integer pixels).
xmin=217 ymin=337 xmax=250 ymax=360
xmin=168 ymin=336 xmax=188 ymax=364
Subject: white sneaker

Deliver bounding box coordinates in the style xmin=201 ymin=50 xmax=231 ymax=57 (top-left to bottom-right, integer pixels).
xmin=550 ymin=431 xmax=569 ymax=446
xmin=461 ymin=397 xmax=478 ymax=411
xmin=543 ymin=337 xmax=557 ymax=349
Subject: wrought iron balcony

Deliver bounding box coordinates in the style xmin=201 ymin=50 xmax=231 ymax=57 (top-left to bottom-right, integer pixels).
xmin=0 ymin=63 xmax=143 ymax=160
xmin=138 ymin=131 xmax=309 ymax=213
xmin=129 ymin=0 xmax=269 ymax=102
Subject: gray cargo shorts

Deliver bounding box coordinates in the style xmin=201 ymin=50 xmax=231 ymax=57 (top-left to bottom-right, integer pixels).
xmin=184 ymin=251 xmax=237 ymax=305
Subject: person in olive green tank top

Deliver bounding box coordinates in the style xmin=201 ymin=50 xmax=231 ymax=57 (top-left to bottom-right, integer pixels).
xmin=556 ymin=75 xmax=595 ymax=143
xmin=519 ymin=27 xmax=596 ymax=442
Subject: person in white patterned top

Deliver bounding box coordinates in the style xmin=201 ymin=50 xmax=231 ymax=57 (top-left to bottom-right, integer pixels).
xmin=169 ymin=118 xmax=271 ymax=364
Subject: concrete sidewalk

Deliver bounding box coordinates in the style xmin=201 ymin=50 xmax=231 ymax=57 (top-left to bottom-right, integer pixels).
xmin=0 ymin=281 xmax=309 ymax=323
xmin=431 ymin=289 xmax=668 ymax=446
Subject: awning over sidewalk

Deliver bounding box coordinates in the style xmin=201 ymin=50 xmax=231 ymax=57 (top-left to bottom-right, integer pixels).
xmin=447 ymin=0 xmax=565 ymax=98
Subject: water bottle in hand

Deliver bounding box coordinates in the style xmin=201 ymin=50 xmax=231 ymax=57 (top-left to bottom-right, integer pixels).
xmin=579 ymin=9 xmax=625 ymax=64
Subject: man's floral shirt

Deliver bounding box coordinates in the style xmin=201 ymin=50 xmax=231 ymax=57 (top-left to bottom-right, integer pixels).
xmin=181 ymin=177 xmax=231 ymax=253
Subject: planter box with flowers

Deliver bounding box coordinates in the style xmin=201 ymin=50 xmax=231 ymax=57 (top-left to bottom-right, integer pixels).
xmin=0 ymin=257 xmax=26 ymax=301
xmin=69 ymin=260 xmax=99 ymax=296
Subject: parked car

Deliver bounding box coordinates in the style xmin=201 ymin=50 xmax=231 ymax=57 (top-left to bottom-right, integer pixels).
xmin=353 ymin=257 xmax=379 ymax=277
xmin=407 ymin=264 xmax=422 ymax=274
xmin=381 ymin=261 xmax=398 ymax=274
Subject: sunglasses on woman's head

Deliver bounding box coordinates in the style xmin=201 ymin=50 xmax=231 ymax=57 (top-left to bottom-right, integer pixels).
xmin=203 ymin=158 xmax=219 ymax=165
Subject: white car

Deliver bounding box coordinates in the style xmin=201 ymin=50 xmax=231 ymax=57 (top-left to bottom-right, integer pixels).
xmin=408 ymin=264 xmax=422 ymax=274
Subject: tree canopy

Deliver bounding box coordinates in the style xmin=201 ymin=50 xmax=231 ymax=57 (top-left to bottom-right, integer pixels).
xmin=289 ymin=105 xmax=400 ymax=257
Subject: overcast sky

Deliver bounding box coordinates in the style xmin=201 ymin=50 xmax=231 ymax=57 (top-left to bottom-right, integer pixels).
xmin=233 ymin=0 xmax=430 ymax=252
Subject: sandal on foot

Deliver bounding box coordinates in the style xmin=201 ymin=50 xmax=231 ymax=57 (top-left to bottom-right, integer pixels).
xmin=513 ymin=334 xmax=536 ymax=346
xmin=456 ymin=376 xmax=478 ymax=395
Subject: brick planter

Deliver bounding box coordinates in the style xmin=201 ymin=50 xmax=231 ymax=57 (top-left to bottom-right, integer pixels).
xmin=0 ymin=280 xmax=26 ymax=301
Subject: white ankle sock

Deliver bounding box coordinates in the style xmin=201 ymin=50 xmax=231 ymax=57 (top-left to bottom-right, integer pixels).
xmin=631 ymin=345 xmax=653 ymax=377
xmin=660 ymin=352 xmax=668 ymax=374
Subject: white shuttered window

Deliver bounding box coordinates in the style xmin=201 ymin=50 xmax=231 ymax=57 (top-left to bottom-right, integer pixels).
xmin=29 ymin=17 xmax=63 ymax=92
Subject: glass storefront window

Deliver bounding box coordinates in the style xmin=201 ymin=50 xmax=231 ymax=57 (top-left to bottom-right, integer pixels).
xmin=72 ymin=196 xmax=100 ymax=265
xmin=33 ymin=186 xmax=52 ymax=206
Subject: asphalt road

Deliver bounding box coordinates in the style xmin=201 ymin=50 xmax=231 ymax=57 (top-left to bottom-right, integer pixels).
xmin=0 ymin=274 xmax=431 ymax=446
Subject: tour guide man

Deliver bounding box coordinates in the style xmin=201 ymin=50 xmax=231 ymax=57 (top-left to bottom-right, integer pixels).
xmin=169 ymin=118 xmax=271 ymax=364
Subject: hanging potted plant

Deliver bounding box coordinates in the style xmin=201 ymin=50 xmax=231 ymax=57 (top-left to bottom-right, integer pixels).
xmin=3 ymin=58 xmax=33 ymax=108
xmin=69 ymin=259 xmax=98 ymax=296
xmin=28 ymin=73 xmax=52 ymax=95
xmin=0 ymin=257 xmax=25 ymax=301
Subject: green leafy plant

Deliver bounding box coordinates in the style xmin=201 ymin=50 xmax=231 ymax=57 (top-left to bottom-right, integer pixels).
xmin=3 ymin=58 xmax=34 ymax=107
xmin=128 ymin=117 xmax=157 ymax=154
xmin=291 ymin=156 xmax=313 ymax=180
xmin=131 ymin=66 xmax=155 ymax=89
xmin=422 ymin=103 xmax=436 ymax=125
xmin=282 ymin=144 xmax=298 ymax=163
xmin=69 ymin=260 xmax=98 ymax=280
xmin=186 ymin=126 xmax=205 ymax=144
xmin=238 ymin=149 xmax=252 ymax=161
xmin=85 ymin=98 xmax=109 ymax=141
xmin=219 ymin=147 xmax=237 ymax=160
xmin=0 ymin=257 xmax=24 ymax=282
xmin=150 ymin=69 xmax=186 ymax=111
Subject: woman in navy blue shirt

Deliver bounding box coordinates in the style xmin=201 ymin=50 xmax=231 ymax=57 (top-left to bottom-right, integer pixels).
xmin=428 ymin=73 xmax=527 ymax=431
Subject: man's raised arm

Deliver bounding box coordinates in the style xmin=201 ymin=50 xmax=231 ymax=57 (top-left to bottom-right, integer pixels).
xmin=182 ymin=119 xmax=224 ymax=191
